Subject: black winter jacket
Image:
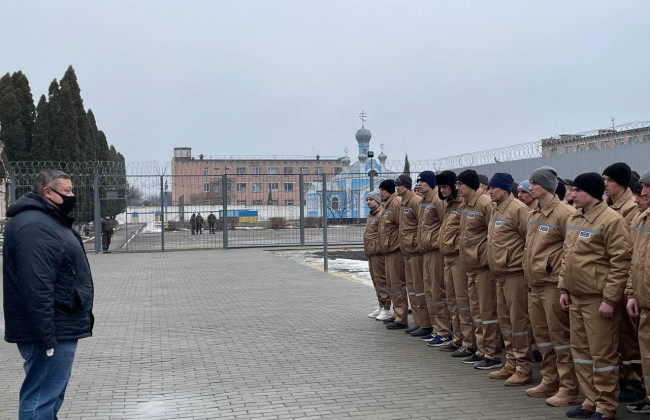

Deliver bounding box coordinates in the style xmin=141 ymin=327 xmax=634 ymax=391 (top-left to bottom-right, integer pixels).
xmin=3 ymin=193 xmax=94 ymax=349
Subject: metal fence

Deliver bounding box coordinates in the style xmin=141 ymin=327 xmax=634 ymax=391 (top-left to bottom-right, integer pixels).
xmin=8 ymin=165 xmax=399 ymax=253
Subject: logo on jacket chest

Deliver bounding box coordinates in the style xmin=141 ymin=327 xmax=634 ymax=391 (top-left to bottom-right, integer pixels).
xmin=383 ymin=210 xmax=391 ymax=217
xmin=468 ymin=211 xmax=476 ymax=219
xmin=579 ymin=231 xmax=591 ymax=239
xmin=538 ymin=225 xmax=550 ymax=233
xmin=370 ymin=219 xmax=377 ymax=225
xmin=401 ymin=206 xmax=412 ymax=214
xmin=494 ymin=220 xmax=502 ymax=227
xmin=422 ymin=204 xmax=433 ymax=211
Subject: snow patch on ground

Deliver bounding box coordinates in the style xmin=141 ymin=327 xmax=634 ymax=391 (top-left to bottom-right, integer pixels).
xmin=274 ymin=249 xmax=373 ymax=287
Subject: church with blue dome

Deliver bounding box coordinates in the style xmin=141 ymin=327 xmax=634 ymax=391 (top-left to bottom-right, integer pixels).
xmin=306 ymin=113 xmax=387 ymax=220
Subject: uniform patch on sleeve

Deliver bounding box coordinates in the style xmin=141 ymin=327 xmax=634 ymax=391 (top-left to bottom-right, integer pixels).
xmin=538 ymin=225 xmax=549 ymax=233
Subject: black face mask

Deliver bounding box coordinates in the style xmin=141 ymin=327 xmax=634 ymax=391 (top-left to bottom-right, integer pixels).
xmin=50 ymin=189 xmax=77 ymax=215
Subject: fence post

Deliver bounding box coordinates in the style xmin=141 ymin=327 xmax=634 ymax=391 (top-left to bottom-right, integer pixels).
xmin=93 ymin=173 xmax=101 ymax=253
xmin=222 ymin=174 xmax=228 ymax=249
xmin=321 ymin=173 xmax=328 ymax=272
xmin=160 ymin=175 xmax=165 ymax=251
xmin=299 ymin=173 xmax=305 ymax=246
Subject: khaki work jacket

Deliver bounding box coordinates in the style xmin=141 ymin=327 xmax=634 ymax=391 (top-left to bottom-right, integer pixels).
xmin=487 ymin=194 xmax=528 ymax=277
xmin=459 ymin=188 xmax=494 ymax=273
xmin=527 ymin=199 xmax=538 ymax=211
xmin=399 ymin=190 xmax=422 ymax=256
xmin=364 ymin=205 xmax=383 ymax=257
xmin=439 ymin=195 xmax=464 ymax=256
xmin=524 ymin=195 xmax=575 ymax=287
xmin=418 ymin=187 xmax=445 ymax=253
xmin=558 ymin=201 xmax=632 ymax=306
xmin=625 ymin=208 xmax=650 ymax=308
xmin=607 ymin=188 xmax=638 ymax=226
xmin=379 ymin=193 xmax=401 ymax=255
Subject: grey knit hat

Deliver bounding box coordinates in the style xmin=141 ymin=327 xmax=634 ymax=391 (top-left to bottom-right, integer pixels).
xmin=367 ymin=191 xmax=381 ymax=204
xmin=530 ymin=166 xmax=559 ymax=194
xmin=640 ymin=169 xmax=650 ymax=186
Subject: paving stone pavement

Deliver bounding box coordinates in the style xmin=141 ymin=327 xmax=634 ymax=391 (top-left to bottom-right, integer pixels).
xmin=0 ymin=249 xmax=641 ymax=419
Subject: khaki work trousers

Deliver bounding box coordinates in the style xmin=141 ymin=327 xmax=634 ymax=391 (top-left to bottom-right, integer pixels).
xmin=496 ymin=274 xmax=534 ymax=374
xmin=529 ymin=284 xmax=578 ymax=393
xmin=404 ymin=254 xmax=426 ymax=327
xmin=617 ymin=299 xmax=643 ymax=385
xmin=445 ymin=253 xmax=472 ymax=347
xmin=385 ymin=251 xmax=408 ymax=324
xmin=470 ymin=270 xmax=501 ymax=360
xmin=570 ymin=294 xmax=620 ymax=417
xmin=423 ymin=250 xmax=449 ymax=334
xmin=369 ymin=255 xmax=390 ymax=310
xmin=638 ymin=309 xmax=650 ymax=402
xmin=467 ymin=270 xmax=483 ymax=352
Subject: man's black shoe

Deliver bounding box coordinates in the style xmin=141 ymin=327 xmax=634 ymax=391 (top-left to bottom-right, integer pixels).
xmin=382 ymin=317 xmax=395 ymax=324
xmin=404 ymin=325 xmax=419 ymax=334
xmin=439 ymin=341 xmax=461 ymax=352
xmin=386 ymin=322 xmax=408 ymax=330
xmin=410 ymin=327 xmax=433 ymax=337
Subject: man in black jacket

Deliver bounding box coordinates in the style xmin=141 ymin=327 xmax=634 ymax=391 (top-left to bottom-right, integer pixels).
xmin=3 ymin=170 xmax=94 ymax=419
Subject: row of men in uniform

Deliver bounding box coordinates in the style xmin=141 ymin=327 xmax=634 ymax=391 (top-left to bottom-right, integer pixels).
xmin=362 ymin=162 xmax=650 ymax=420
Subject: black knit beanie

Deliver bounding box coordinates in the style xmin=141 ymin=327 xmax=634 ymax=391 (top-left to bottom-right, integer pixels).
xmin=457 ymin=170 xmax=480 ymax=191
xmin=379 ymin=179 xmax=396 ymax=195
xmin=573 ymin=172 xmax=605 ymax=199
xmin=416 ymin=171 xmax=436 ymax=189
xmin=602 ymin=162 xmax=632 ymax=188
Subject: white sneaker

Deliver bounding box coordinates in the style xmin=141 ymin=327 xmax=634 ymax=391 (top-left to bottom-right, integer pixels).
xmin=376 ymin=309 xmax=392 ymax=321
xmin=368 ymin=307 xmax=382 ymax=318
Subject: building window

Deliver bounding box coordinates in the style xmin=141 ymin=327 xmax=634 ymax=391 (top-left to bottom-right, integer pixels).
xmin=237 ymin=200 xmax=246 ymax=206
xmin=268 ymin=166 xmax=279 ymax=174
xmin=629 ymin=136 xmax=639 ymax=144
xmin=236 ymin=167 xmax=246 ymax=175
xmin=285 ymin=199 xmax=294 ymax=206
xmin=333 ymin=167 xmax=343 ymax=174
xmin=203 ymin=182 xmax=210 ymax=192
xmin=252 ymin=200 xmax=263 ymax=205
xmin=252 ymin=183 xmax=263 ymax=193
xmin=315 ymin=167 xmax=323 ymax=175
xmin=283 ymin=167 xmax=293 ymax=174
xmin=550 ymin=147 xmax=558 ymax=155
xmin=203 ymin=167 xmax=209 ymax=176
xmin=330 ymin=196 xmax=340 ymax=211
xmin=615 ymin=138 xmax=626 ymax=146
xmin=601 ymin=141 xmax=611 ymax=149
xmin=236 ymin=183 xmax=247 ymax=193
xmin=576 ymin=144 xmax=586 ymax=152
xmin=252 ymin=166 xmax=262 ymax=175
xmin=284 ymin=182 xmax=294 ymax=192
xmin=268 ymin=182 xmax=279 ymax=191
xmin=644 ymin=134 xmax=650 ymax=143
xmin=268 ymin=199 xmax=278 ymax=206
xmin=213 ymin=166 xmax=219 ymax=171
xmin=300 ymin=167 xmax=309 ymax=174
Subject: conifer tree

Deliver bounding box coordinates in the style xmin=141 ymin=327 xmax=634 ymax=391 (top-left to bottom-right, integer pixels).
xmin=61 ymin=66 xmax=92 ymax=160
xmin=0 ymin=85 xmax=29 ymax=161
xmin=10 ymin=71 xmax=35 ymax=155
xmin=403 ymin=153 xmax=410 ymax=175
xmin=31 ymin=95 xmax=52 ymax=159
xmin=50 ymin=81 xmax=81 ymax=161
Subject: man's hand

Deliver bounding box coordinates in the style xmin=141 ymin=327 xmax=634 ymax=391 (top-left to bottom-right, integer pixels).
xmin=599 ymin=301 xmax=615 ymax=318
xmin=559 ymin=293 xmax=571 ymax=311
xmin=627 ymin=298 xmax=640 ymax=318
xmin=46 ymin=348 xmax=54 ymax=357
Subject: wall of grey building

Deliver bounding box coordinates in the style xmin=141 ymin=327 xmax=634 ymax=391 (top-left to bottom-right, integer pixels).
xmin=449 ymin=143 xmax=650 ymax=183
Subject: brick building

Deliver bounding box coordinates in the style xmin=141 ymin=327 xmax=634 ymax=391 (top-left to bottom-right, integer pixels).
xmin=541 ymin=121 xmax=650 ymax=156
xmin=171 ymin=147 xmax=345 ymax=206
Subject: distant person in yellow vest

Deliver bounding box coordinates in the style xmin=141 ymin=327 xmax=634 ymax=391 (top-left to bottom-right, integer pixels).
xmin=457 ymin=169 xmax=501 ymax=370
xmin=486 ymin=172 xmax=535 ymax=385
xmin=524 ymin=167 xmax=581 ymax=407
xmin=559 ymin=172 xmax=632 ymax=419
xmin=396 ymin=174 xmax=428 ymax=336
xmin=625 ymin=169 xmax=650 ymax=414
xmin=364 ymin=191 xmax=391 ymax=320
xmin=378 ymin=179 xmax=408 ymax=329
xmin=602 ymin=162 xmax=644 ymax=403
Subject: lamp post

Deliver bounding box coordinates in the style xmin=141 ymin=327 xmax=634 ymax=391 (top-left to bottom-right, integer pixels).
xmin=367 ymin=150 xmax=375 ymax=191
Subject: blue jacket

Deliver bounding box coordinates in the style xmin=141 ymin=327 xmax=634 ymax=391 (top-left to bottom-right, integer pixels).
xmin=3 ymin=193 xmax=94 ymax=349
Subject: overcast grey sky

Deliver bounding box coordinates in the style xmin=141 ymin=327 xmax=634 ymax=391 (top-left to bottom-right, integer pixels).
xmin=3 ymin=0 xmax=649 ymax=164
